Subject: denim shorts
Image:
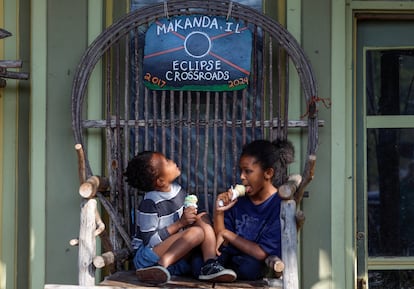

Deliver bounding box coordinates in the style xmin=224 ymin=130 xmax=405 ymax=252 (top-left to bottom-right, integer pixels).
xmin=133 ymin=244 xmax=160 ymax=269
xmin=133 ymin=244 xmax=191 ymax=276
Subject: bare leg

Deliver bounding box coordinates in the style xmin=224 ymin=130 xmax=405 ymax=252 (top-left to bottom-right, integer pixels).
xmin=153 ymin=226 xmax=204 ymax=268
xmin=196 ymin=214 xmax=217 ymax=261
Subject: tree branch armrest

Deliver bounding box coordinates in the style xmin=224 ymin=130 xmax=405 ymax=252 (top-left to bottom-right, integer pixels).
xmin=279 ymin=174 xmax=303 ymax=200
xmin=79 ymin=175 xmax=110 ymax=199
xmin=93 ymin=248 xmax=130 ymax=269
xmin=265 ymin=255 xmax=285 ymax=277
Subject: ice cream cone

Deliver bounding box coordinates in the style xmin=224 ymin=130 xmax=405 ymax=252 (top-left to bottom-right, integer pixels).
xmin=218 ymin=184 xmax=246 ymax=207
xmin=184 ymin=194 xmax=198 ymax=208
xmin=232 ymin=184 xmax=246 ymax=199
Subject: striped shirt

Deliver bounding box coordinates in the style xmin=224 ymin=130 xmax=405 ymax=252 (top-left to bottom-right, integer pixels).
xmin=135 ymin=182 xmax=186 ymax=248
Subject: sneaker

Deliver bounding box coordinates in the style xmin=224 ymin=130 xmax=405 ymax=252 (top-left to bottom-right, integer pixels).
xmin=136 ymin=265 xmax=171 ymax=285
xmin=199 ymin=261 xmax=237 ymax=282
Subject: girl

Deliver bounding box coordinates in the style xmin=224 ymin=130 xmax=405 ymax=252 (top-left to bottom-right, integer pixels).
xmin=214 ymin=139 xmax=294 ymax=280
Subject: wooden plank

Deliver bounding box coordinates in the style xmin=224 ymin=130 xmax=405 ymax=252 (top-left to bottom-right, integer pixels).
xmin=78 ymin=199 xmax=97 ymax=285
xmin=45 ymin=278 xmax=283 ymax=289
xmin=100 ymin=271 xmax=280 ymax=289
xmin=281 ymin=200 xmax=298 ymax=289
xmin=102 ymin=271 xmax=212 ymax=288
xmin=45 ymin=282 xmax=282 ymax=289
xmin=45 ymin=285 xmax=129 ymax=289
xmin=81 ymin=119 xmax=325 ymax=129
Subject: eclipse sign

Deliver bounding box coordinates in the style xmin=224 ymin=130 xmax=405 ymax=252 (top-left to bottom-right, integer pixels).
xmin=143 ymin=15 xmax=252 ymax=91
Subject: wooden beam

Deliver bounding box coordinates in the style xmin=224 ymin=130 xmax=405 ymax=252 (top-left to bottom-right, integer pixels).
xmin=281 ymin=200 xmax=298 ymax=289
xmin=78 ymin=199 xmax=97 ymax=286
xmin=45 ymin=285 xmax=156 ymax=289
xmin=81 ymin=119 xmax=325 ymax=129
xmin=99 ymin=271 xmax=281 ymax=289
xmin=0 ymin=28 xmax=12 ymax=39
xmin=0 ymin=60 xmax=24 ymax=68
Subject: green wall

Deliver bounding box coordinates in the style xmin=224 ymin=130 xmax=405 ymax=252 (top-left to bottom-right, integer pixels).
xmin=1 ymin=1 xmax=32 ymax=289
xmin=301 ymin=0 xmax=334 ymax=288
xmin=17 ymin=1 xmax=31 ymax=288
xmin=44 ymin=0 xmax=88 ymax=284
xmin=1 ymin=2 xmax=20 ymax=289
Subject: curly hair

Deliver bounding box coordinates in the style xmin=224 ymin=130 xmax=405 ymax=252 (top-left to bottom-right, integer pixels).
xmin=241 ymin=139 xmax=295 ymax=187
xmin=124 ymin=151 xmax=158 ymax=192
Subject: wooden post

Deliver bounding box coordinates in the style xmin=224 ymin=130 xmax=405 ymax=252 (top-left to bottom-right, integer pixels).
xmin=78 ymin=198 xmax=97 ymax=286
xmin=281 ymin=200 xmax=298 ymax=289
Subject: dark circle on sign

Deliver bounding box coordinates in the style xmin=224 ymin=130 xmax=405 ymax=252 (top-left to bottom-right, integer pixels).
xmin=184 ymin=31 xmax=211 ymax=58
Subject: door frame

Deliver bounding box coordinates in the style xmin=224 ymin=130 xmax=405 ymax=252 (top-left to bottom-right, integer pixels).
xmin=331 ymin=2 xmax=414 ymax=288
xmin=345 ymin=3 xmax=414 ymax=288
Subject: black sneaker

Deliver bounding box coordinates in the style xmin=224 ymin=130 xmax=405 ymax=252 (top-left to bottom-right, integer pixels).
xmin=199 ymin=261 xmax=237 ymax=282
xmin=136 ymin=265 xmax=171 ymax=285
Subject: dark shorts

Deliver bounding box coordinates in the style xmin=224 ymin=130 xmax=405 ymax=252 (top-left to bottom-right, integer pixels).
xmin=217 ymin=245 xmax=266 ymax=280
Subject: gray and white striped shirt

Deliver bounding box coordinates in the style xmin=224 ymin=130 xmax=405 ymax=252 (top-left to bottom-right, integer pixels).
xmin=135 ymin=182 xmax=186 ymax=248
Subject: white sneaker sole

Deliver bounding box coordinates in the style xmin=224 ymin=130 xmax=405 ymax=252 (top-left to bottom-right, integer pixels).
xmin=136 ymin=265 xmax=171 ymax=285
xmin=199 ymin=269 xmax=237 ymax=282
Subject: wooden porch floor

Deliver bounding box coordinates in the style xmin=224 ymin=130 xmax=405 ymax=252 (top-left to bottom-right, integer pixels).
xmin=100 ymin=270 xmax=283 ymax=289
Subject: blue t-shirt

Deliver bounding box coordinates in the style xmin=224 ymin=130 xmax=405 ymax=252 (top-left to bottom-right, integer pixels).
xmin=224 ymin=192 xmax=282 ymax=257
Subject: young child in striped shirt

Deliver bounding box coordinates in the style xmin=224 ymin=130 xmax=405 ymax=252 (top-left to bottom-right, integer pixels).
xmin=124 ymin=151 xmax=236 ymax=285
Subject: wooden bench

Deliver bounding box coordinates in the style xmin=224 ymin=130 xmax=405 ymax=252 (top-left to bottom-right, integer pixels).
xmin=62 ymin=1 xmax=321 ymax=288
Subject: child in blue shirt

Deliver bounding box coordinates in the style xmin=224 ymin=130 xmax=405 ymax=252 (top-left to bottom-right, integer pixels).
xmin=214 ymin=139 xmax=294 ymax=280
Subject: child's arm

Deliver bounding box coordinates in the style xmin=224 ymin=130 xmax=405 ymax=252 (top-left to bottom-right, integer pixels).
xmin=214 ymin=190 xmax=237 ymax=233
xmin=139 ymin=200 xmax=196 ymax=246
xmin=166 ymin=206 xmax=197 ymax=235
xmin=213 ymin=193 xmax=227 ymax=235
xmin=217 ymin=229 xmax=268 ymax=261
xmin=214 ymin=191 xmax=243 ymax=256
xmin=213 ymin=192 xmax=270 ymax=260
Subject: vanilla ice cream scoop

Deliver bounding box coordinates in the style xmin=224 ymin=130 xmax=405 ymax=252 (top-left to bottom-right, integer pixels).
xmin=184 ymin=194 xmax=198 ymax=208
xmin=233 ymin=184 xmax=246 ymax=198
xmin=218 ymin=184 xmax=246 ymax=207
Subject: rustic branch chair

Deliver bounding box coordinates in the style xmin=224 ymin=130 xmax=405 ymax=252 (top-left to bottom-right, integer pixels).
xmin=70 ymin=1 xmax=320 ymax=288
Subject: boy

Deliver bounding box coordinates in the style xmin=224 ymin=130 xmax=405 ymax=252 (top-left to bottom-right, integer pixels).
xmin=124 ymin=151 xmax=237 ymax=284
